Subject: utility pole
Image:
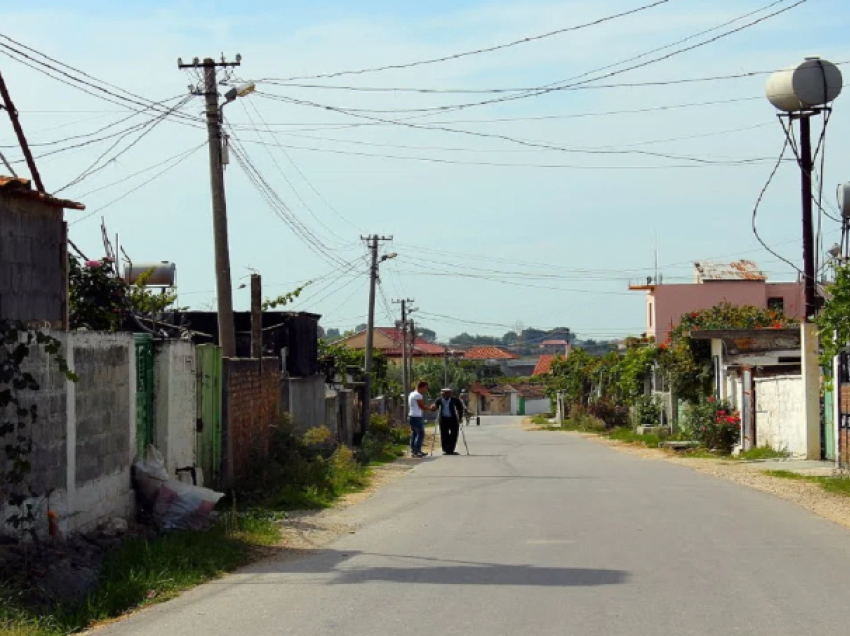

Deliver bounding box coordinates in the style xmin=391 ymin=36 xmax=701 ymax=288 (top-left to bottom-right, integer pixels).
xmin=408 ymin=316 xmax=416 ymax=394
xmin=250 ymin=273 xmax=262 ymax=359
xmin=361 ymin=234 xmax=394 ymax=435
xmin=394 ymin=298 xmax=414 ymax=417
xmin=0 ymin=67 xmax=45 ymax=192
xmin=798 ymin=113 xmax=816 ymax=319
xmin=178 ymin=55 xmax=241 ymax=357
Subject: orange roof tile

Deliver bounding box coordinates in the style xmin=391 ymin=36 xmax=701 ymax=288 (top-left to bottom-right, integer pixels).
xmin=0 ymin=175 xmax=85 ymax=210
xmin=463 ymin=346 xmax=518 ymax=360
xmin=532 ymin=354 xmax=556 ymax=376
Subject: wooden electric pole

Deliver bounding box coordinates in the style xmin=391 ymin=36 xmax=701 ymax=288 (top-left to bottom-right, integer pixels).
xmin=0 ymin=67 xmax=45 ymax=192
xmin=251 ymin=273 xmax=262 ymax=359
xmin=178 ymin=55 xmax=241 ymax=357
xmin=361 ymin=234 xmax=393 ymax=435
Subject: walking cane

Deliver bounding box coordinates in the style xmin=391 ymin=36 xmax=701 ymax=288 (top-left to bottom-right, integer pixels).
xmin=459 ymin=420 xmax=470 ymax=456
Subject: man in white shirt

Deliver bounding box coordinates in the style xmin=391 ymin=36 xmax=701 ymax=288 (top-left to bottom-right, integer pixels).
xmin=408 ymin=380 xmax=435 ymax=458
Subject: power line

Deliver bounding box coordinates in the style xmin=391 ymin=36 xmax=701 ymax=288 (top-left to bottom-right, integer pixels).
xmin=69 ymin=141 xmax=205 ymax=226
xmin=264 ymin=0 xmax=672 ymax=82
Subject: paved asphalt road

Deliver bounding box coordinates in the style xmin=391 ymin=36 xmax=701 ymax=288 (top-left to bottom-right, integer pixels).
xmin=101 ymin=417 xmax=850 ymax=636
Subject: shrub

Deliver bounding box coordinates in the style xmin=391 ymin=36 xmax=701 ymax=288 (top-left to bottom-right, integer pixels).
xmin=586 ymin=399 xmax=630 ymax=430
xmin=684 ymin=397 xmax=740 ymax=454
xmin=634 ymin=395 xmax=663 ymax=427
xmin=303 ymin=426 xmax=335 ymax=449
xmin=360 ymin=414 xmax=407 ymax=464
xmin=566 ymin=404 xmax=606 ymax=431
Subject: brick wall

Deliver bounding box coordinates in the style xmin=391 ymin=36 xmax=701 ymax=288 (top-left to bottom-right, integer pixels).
xmin=222 ymin=358 xmax=280 ymax=486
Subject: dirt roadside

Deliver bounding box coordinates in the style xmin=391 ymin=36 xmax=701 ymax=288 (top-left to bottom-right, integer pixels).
xmin=525 ymin=420 xmax=850 ymax=532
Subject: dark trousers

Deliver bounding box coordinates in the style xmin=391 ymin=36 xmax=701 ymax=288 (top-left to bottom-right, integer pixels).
xmin=440 ymin=417 xmax=460 ymax=454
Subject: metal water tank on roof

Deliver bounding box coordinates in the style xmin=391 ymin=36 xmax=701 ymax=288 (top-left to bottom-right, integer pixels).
xmin=765 ymin=57 xmax=843 ymax=112
xmin=124 ymin=262 xmax=176 ymax=286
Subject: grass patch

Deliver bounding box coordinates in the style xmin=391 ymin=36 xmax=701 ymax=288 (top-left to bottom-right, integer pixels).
xmin=736 ymin=446 xmax=790 ymax=461
xmin=606 ymin=427 xmax=662 ymax=448
xmin=762 ymin=470 xmax=850 ymax=496
xmin=1 ymin=512 xmax=280 ymax=636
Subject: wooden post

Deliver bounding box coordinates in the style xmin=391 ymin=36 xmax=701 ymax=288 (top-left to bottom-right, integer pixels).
xmin=251 ymin=273 xmax=261 ymax=359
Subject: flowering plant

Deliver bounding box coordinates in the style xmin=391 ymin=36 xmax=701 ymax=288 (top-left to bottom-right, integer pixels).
xmin=684 ymin=396 xmax=741 ymax=453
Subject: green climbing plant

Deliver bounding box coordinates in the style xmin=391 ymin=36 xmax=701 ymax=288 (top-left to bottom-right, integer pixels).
xmin=0 ymin=320 xmax=77 ymax=538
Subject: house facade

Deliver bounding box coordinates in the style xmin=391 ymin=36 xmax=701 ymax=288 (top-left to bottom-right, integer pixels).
xmin=630 ymin=260 xmax=805 ymax=344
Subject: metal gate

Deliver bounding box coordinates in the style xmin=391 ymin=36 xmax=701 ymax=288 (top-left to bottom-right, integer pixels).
xmin=196 ymin=344 xmax=223 ymax=486
xmin=838 ymin=352 xmax=850 ymax=468
xmin=134 ymin=334 xmax=155 ymax=458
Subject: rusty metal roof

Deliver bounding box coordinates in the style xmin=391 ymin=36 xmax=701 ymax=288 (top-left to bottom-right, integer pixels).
xmin=0 ymin=175 xmax=85 ymax=210
xmin=694 ymin=259 xmax=765 ymax=282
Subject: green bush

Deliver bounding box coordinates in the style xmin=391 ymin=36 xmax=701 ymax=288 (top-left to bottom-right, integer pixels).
xmin=634 ymin=395 xmax=663 ymax=427
xmin=683 ymin=397 xmax=740 ymax=454
xmin=360 ymin=414 xmax=407 ymax=464
xmin=586 ymin=399 xmax=630 ymax=430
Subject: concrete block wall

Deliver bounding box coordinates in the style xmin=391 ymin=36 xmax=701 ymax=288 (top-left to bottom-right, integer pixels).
xmin=153 ymin=341 xmax=197 ymax=479
xmin=288 ymin=374 xmax=327 ymax=433
xmin=0 ymin=331 xmax=135 ymax=537
xmin=754 ymin=375 xmax=806 ymax=456
xmin=223 ymin=358 xmax=280 ymax=485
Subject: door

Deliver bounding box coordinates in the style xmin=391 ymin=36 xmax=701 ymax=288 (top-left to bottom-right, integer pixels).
xmin=838 ymin=353 xmax=850 ymax=468
xmin=195 ymin=344 xmax=223 ymax=486
xmin=134 ymin=334 xmax=154 ymax=459
xmin=518 ymin=397 xmax=526 ymax=416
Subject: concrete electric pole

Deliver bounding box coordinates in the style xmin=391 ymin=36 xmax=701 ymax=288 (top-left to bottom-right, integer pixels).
xmin=394 ymin=298 xmax=415 ymax=417
xmin=177 ymin=55 xmax=249 ymax=357
xmin=361 ymin=234 xmax=394 ymax=434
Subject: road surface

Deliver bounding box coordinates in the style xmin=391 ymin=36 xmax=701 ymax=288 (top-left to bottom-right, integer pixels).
xmin=101 ymin=417 xmax=850 ymax=636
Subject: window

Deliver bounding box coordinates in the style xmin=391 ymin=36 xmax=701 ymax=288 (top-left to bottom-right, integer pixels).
xmin=767 ymin=297 xmax=784 ymax=312
xmin=648 ymin=302 xmax=653 ymax=328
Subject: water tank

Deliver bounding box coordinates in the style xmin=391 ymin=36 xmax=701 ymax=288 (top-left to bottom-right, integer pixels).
xmin=124 ymin=262 xmax=176 ymax=286
xmin=765 ymin=57 xmax=843 ymax=112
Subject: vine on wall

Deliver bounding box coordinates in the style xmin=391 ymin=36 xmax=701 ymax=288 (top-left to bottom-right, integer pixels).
xmin=0 ymin=319 xmax=76 ymax=538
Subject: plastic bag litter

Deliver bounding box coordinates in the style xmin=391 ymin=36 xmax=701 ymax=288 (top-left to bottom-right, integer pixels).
xmin=153 ymin=480 xmax=224 ymax=531
xmin=133 ymin=445 xmax=170 ymax=508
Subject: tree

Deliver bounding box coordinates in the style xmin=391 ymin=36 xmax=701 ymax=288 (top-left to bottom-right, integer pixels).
xmin=410 ymin=358 xmax=476 ymax=394
xmin=818 ymin=262 xmax=850 ymax=366
xmin=417 ymin=327 xmax=437 ymax=342
xmin=69 ymin=256 xmax=179 ymax=331
xmin=326 ymin=328 xmax=341 ymax=339
xmin=356 ymin=323 xmax=367 ymax=333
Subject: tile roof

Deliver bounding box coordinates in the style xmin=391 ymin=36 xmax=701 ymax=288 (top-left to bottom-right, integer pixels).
xmin=532 ymin=354 xmax=556 ymax=376
xmin=540 ymin=339 xmax=569 ymax=346
xmin=462 ymin=346 xmax=518 ymax=360
xmin=0 ymin=175 xmax=85 ymax=210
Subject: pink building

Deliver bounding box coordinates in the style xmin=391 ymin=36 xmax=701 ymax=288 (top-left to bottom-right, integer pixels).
xmin=630 ymin=260 xmax=805 ymax=344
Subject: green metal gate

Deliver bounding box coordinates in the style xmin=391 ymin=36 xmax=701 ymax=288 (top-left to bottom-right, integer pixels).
xmin=196 ymin=345 xmax=223 ymax=486
xmin=134 ymin=334 xmax=155 ymax=458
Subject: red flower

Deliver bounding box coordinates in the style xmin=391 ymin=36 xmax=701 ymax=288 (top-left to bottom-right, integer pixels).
xmin=707 ymin=396 xmax=715 ymax=403
xmin=659 ymin=343 xmax=667 ymax=350
xmin=726 ymin=416 xmax=737 ymax=424
xmin=690 ymin=312 xmax=699 ymax=318
xmin=717 ymin=410 xmax=726 ymax=416
xmin=771 ymin=322 xmax=783 ymax=329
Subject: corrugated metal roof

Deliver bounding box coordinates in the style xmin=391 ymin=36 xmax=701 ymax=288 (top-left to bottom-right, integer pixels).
xmin=694 ymin=260 xmax=765 ymax=282
xmin=0 ymin=175 xmax=85 ymax=210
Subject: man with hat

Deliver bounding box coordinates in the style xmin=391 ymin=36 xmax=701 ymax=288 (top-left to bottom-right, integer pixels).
xmin=433 ymin=388 xmax=465 ymax=455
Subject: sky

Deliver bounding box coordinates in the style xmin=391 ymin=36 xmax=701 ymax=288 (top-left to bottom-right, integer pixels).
xmin=2 ymin=0 xmax=849 ymax=343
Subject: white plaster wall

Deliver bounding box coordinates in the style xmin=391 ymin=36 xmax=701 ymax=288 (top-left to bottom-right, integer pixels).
xmin=524 ymin=398 xmax=550 ymax=416
xmin=154 ymin=341 xmax=197 ymax=479
xmin=754 ymin=375 xmax=806 ymax=456
xmin=509 ymin=392 xmax=519 ymax=415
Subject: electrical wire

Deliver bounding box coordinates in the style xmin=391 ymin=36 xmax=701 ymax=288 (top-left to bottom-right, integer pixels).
xmin=57 ymin=95 xmax=195 ymax=193
xmin=257 ymin=93 xmax=782 ymax=167
xmin=69 ymin=141 xmax=205 ymax=225
xmin=227 ymin=133 xmax=352 ymax=268
xmin=237 ymin=100 xmax=356 ymax=247
xmin=264 ymin=0 xmax=672 ymax=82
xmin=751 ymin=135 xmax=801 ymax=273
xmin=259 ymin=0 xmax=811 ymax=118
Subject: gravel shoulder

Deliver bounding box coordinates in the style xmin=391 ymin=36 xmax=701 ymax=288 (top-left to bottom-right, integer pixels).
xmin=561 ymin=428 xmax=850 ymax=532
